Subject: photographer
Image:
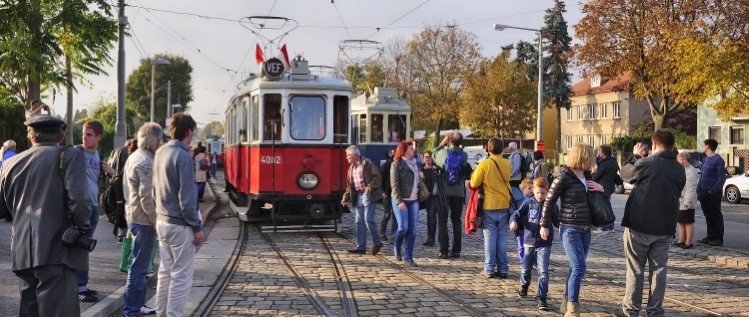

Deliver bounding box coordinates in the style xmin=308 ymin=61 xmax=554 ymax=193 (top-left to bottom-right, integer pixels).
xmin=0 ymin=116 xmax=93 ymax=316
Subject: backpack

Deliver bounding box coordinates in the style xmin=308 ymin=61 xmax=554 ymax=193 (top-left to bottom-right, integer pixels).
xmin=99 ymin=171 xmax=127 ymax=229
xmin=199 ymin=158 xmax=209 ymax=171
xmin=445 ymin=148 xmax=464 ymax=186
xmin=511 ymin=152 xmax=528 ymax=179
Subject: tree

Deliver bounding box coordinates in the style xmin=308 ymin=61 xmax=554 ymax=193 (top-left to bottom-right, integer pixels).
xmin=668 ymin=2 xmax=749 ymax=118
xmin=542 ymin=0 xmax=573 ymax=156
xmin=461 ymin=54 xmax=537 ymax=139
xmin=400 ymin=24 xmax=482 ymax=132
xmin=125 ymin=54 xmax=194 ymax=125
xmin=0 ymin=86 xmax=28 ymax=152
xmin=573 ymin=0 xmax=719 ymax=129
xmin=0 ymin=0 xmax=115 ymax=106
xmin=201 ymin=121 xmax=225 ymax=139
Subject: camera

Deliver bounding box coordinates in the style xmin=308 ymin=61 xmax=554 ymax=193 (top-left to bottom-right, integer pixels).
xmin=62 ymin=227 xmax=97 ymax=252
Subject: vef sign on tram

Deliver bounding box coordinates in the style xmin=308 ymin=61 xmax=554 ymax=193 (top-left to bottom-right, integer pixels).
xmin=263 ymin=57 xmax=285 ymax=80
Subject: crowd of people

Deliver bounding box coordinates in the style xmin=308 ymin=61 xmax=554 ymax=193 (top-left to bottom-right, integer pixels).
xmin=0 ymin=109 xmax=212 ymax=317
xmin=342 ymin=129 xmax=728 ymax=317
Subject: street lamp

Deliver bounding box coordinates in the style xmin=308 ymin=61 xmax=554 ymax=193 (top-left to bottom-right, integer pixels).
xmin=170 ymin=103 xmax=182 ymax=118
xmin=493 ymin=24 xmax=544 ymax=143
xmin=150 ymin=58 xmax=171 ymax=122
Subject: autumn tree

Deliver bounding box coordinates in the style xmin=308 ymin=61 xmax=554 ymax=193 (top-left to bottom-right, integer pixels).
xmin=461 ymin=54 xmax=537 ymax=139
xmin=542 ymin=0 xmax=573 ymax=155
xmin=669 ymin=3 xmax=749 ymax=118
xmin=126 ymin=54 xmax=194 ymax=125
xmin=574 ymin=0 xmax=720 ymax=129
xmin=400 ymin=24 xmax=482 ymax=132
xmin=201 ymin=121 xmax=225 ymax=140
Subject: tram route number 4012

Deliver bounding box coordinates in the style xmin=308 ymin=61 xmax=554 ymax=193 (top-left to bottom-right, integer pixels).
xmin=260 ymin=156 xmax=282 ymax=164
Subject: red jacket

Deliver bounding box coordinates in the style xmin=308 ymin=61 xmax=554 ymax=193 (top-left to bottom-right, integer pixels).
xmin=465 ymin=186 xmax=482 ymax=234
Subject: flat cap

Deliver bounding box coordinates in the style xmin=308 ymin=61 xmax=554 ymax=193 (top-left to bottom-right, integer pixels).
xmin=24 ymin=116 xmax=67 ymax=133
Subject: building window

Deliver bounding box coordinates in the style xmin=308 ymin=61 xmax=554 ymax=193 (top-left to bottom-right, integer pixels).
xmin=708 ymin=126 xmax=721 ymax=143
xmin=578 ymin=106 xmax=584 ymax=120
xmin=588 ymin=135 xmax=595 ymax=147
xmin=600 ymin=134 xmax=608 ymax=145
xmin=566 ymin=136 xmax=573 ymax=149
xmin=577 ymin=135 xmax=584 ymax=144
xmin=567 ymin=108 xmax=572 ymax=121
xmin=600 ymin=103 xmax=607 ymax=119
xmin=730 ymin=126 xmax=744 ymax=145
xmin=588 ymin=104 xmax=596 ymax=120
xmin=613 ymin=102 xmax=621 ymax=119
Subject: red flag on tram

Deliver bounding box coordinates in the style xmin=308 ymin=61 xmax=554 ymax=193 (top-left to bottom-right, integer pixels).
xmin=255 ymin=44 xmax=264 ymax=65
xmin=277 ymin=44 xmax=290 ymax=68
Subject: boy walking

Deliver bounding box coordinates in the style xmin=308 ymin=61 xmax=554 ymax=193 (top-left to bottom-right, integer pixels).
xmin=510 ymin=178 xmax=560 ymax=311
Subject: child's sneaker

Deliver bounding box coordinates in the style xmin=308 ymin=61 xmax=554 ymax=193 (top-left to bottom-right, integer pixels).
xmin=537 ymin=297 xmax=549 ymax=311
xmin=518 ymin=285 xmax=528 ymax=297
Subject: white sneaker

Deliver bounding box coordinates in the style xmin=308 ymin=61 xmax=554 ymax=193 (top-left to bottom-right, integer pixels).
xmin=141 ymin=305 xmax=156 ymax=315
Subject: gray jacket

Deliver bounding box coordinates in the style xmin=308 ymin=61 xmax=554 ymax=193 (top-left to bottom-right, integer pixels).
xmin=153 ymin=140 xmax=202 ymax=233
xmin=0 ymin=143 xmax=93 ymax=272
xmin=123 ymin=149 xmax=157 ymax=226
xmin=391 ymin=159 xmax=418 ymax=204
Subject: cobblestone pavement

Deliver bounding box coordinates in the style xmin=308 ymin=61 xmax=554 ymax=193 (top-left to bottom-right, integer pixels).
xmin=212 ymin=203 xmax=749 ymax=317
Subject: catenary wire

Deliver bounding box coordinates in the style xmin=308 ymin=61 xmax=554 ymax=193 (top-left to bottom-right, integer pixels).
xmin=365 ymin=0 xmax=432 ymax=40
xmin=332 ymin=1 xmax=352 ymax=39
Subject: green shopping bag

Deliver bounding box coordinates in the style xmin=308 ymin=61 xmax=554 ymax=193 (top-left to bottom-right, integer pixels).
xmin=120 ymin=236 xmax=158 ymax=274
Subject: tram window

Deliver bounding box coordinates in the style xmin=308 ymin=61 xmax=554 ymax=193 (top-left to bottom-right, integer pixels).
xmin=263 ymin=94 xmax=282 ymax=141
xmin=333 ymin=95 xmax=349 ymax=143
xmin=251 ymin=95 xmax=259 ymax=141
xmin=371 ymin=114 xmax=383 ymax=143
xmin=387 ymin=114 xmax=406 ymax=142
xmin=290 ymin=95 xmax=325 ymax=140
xmin=241 ymin=99 xmax=249 ymax=143
xmin=359 ymin=114 xmax=367 ymax=143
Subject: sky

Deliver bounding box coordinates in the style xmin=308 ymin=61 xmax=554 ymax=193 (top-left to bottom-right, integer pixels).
xmin=60 ymin=0 xmax=587 ymax=127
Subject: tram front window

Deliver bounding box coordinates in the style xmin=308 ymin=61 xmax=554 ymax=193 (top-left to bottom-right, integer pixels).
xmin=387 ymin=114 xmax=406 ymax=142
xmin=263 ymin=94 xmax=282 ymax=141
xmin=290 ymin=96 xmax=325 ymax=140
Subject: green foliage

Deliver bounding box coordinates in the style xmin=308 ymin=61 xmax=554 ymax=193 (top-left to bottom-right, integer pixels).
xmin=610 ymin=124 xmax=697 ymax=152
xmin=671 ymin=128 xmax=697 ymax=150
xmin=201 ymin=121 xmax=225 ymax=140
xmin=76 ymin=93 xmax=140 ymax=158
xmin=125 ymin=53 xmax=194 ymax=125
xmin=0 ymin=87 xmax=28 ymax=152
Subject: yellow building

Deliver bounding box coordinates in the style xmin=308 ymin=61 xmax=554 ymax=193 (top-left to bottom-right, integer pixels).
xmin=562 ymin=73 xmax=651 ymax=155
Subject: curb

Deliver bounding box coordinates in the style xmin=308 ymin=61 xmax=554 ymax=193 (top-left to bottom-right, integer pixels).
xmin=82 ymin=184 xmax=220 ymax=317
xmin=673 ymin=244 xmax=749 ymax=269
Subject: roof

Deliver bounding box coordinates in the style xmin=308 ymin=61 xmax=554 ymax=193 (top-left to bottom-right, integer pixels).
xmin=570 ymin=73 xmax=632 ymax=96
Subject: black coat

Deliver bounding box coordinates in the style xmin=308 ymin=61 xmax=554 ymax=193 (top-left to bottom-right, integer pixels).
xmin=592 ymin=156 xmax=619 ymax=197
xmin=621 ymin=150 xmax=685 ymax=236
xmin=541 ymin=166 xmax=592 ymax=228
xmin=379 ymin=158 xmax=393 ymax=197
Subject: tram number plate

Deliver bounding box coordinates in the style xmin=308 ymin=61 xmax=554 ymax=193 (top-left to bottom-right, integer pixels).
xmin=260 ymin=156 xmax=282 ymax=164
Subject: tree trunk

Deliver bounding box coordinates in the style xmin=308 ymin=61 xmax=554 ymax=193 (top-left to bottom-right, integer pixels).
xmin=434 ymin=117 xmax=442 ymax=146
xmin=652 ymin=113 xmax=665 ymax=131
xmin=556 ymin=106 xmax=562 ymax=160
xmin=65 ymin=54 xmax=74 ymax=145
xmin=26 ymin=0 xmax=42 ymax=110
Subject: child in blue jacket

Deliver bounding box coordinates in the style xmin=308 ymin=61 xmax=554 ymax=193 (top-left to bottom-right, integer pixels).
xmin=510 ymin=178 xmax=560 ymax=311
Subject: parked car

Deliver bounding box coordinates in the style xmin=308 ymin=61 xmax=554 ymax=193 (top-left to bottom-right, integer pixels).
xmin=723 ymin=168 xmax=749 ymax=204
xmin=614 ymin=181 xmax=634 ymax=194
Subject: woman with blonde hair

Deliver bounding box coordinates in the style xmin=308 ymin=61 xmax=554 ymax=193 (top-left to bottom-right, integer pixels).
xmin=675 ymin=151 xmax=699 ymax=248
xmin=540 ymin=143 xmax=604 ymax=316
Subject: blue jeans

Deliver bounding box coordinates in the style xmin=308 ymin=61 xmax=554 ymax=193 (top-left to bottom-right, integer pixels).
xmin=123 ymin=224 xmax=158 ymax=316
xmin=77 ymin=205 xmax=100 ymax=291
xmin=482 ymin=209 xmax=510 ymax=274
xmin=560 ymin=225 xmax=592 ymax=302
xmin=354 ymin=193 xmax=382 ymax=251
xmin=210 ymin=163 xmax=217 ymax=177
xmin=392 ymin=198 xmax=419 ymax=259
xmin=517 ymin=236 xmax=525 ymax=264
xmin=425 ymin=195 xmax=436 ymax=236
xmin=520 ymin=245 xmax=551 ymax=298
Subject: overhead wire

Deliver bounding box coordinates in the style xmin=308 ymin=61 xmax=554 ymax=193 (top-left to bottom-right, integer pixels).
xmin=365 ymin=0 xmax=432 ymax=40
xmin=332 ymin=1 xmax=352 ymax=39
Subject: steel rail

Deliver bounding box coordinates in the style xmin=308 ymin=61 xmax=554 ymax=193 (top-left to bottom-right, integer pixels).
xmin=319 ymin=233 xmax=358 ymax=317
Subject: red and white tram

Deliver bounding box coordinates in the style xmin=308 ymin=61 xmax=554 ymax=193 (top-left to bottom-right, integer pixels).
xmin=223 ymin=56 xmax=352 ymax=231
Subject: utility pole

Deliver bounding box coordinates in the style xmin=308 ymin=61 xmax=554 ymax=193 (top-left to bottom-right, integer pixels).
xmin=114 ymin=0 xmax=127 ymax=148
xmin=166 ymin=80 xmax=171 ymax=125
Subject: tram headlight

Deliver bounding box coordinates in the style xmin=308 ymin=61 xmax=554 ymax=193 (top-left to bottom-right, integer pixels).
xmin=297 ymin=172 xmax=319 ymax=190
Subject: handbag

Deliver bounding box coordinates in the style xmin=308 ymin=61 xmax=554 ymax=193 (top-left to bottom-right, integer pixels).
xmin=418 ymin=179 xmax=430 ymax=202
xmin=588 ymin=191 xmax=616 ymax=226
xmin=119 ymin=235 xmax=159 ymax=274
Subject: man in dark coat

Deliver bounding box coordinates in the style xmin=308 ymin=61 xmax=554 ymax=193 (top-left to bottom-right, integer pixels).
xmin=0 ymin=116 xmax=93 ymax=316
xmin=379 ymin=148 xmax=397 ymax=242
xmin=592 ymin=145 xmax=619 ymax=233
xmin=616 ymin=129 xmax=686 ymax=317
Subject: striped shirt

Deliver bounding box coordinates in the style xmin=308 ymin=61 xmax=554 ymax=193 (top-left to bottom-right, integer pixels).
xmin=353 ymin=159 xmax=366 ymax=192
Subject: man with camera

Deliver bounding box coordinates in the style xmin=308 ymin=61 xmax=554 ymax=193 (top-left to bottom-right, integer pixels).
xmin=0 ymin=116 xmax=94 ymax=316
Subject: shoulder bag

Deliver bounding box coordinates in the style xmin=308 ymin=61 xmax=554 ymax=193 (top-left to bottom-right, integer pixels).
xmin=588 ymin=190 xmax=616 ymax=227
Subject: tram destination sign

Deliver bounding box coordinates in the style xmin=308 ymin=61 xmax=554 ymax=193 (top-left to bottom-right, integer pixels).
xmin=263 ymin=57 xmax=286 ymax=80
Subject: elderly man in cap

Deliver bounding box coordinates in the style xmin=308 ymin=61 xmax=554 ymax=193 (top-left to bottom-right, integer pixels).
xmin=0 ymin=116 xmax=93 ymax=316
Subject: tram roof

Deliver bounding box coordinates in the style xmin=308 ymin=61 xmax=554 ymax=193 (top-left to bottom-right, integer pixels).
xmin=232 ymin=75 xmax=352 ymax=100
xmin=351 ymin=90 xmax=411 ymax=113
